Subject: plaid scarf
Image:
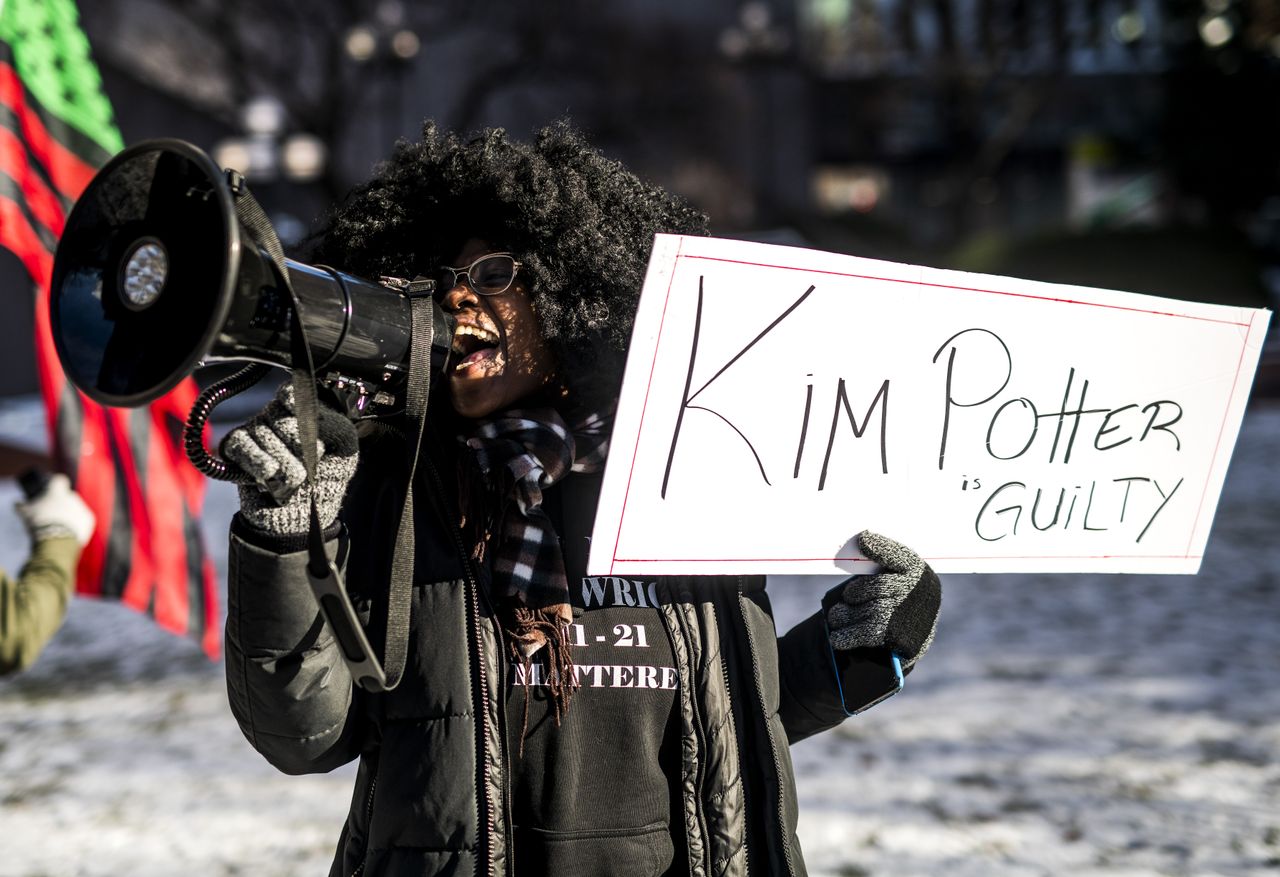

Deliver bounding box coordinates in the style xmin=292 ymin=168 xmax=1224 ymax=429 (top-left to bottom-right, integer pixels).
xmin=463 ymin=407 xmax=611 ymax=720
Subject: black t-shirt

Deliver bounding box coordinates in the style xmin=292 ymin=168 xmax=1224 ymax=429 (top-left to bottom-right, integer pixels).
xmin=505 ymin=478 xmax=683 ymax=877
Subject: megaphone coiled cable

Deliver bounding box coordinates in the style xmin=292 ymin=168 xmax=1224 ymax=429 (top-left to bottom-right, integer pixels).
xmin=183 ymin=363 xmax=272 ymax=482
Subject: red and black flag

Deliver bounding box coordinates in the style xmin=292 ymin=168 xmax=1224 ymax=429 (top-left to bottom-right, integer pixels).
xmin=0 ymin=0 xmax=220 ymax=658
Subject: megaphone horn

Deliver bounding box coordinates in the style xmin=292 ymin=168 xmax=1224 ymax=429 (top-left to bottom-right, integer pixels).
xmin=50 ymin=139 xmax=455 ymax=477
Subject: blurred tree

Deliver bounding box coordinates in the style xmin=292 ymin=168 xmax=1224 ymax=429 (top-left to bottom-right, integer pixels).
xmin=76 ymin=0 xmax=751 ymax=223
xmin=80 ymin=0 xmax=400 ymax=200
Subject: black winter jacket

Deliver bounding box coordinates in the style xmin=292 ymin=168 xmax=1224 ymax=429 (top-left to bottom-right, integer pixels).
xmin=225 ymin=428 xmax=897 ymax=877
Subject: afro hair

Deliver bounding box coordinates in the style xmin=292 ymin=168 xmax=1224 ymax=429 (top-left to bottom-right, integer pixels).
xmin=309 ymin=120 xmax=709 ymax=407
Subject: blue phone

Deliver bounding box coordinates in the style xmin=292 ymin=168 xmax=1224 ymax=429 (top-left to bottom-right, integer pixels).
xmin=822 ymin=588 xmax=905 ymax=716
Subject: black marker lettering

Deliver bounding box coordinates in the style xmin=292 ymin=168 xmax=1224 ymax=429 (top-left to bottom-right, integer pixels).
xmin=1030 ymin=487 xmax=1063 ymax=531
xmin=1060 ymin=377 xmax=1108 ymax=464
xmin=1137 ymin=477 xmax=1183 ymax=542
xmin=1095 ymin=404 xmax=1138 ymax=451
xmin=975 ymin=481 xmax=1025 ymax=541
xmin=662 ymin=279 xmax=815 ymax=497
xmin=1064 ymin=485 xmax=1081 ymax=529
xmin=933 ymin=328 xmax=1012 ymax=471
xmin=1048 ymin=368 xmax=1075 ymax=465
xmin=1113 ymin=476 xmax=1150 ymax=523
xmin=818 ymin=378 xmax=890 ymax=490
xmin=986 ymin=398 xmax=1039 ymax=460
xmin=794 ymin=376 xmax=814 ymax=479
xmin=1082 ymin=481 xmax=1106 ymax=531
xmin=1140 ymin=401 xmax=1183 ymax=451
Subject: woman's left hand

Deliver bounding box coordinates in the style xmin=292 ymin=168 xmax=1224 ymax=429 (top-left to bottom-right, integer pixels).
xmin=827 ymin=530 xmax=941 ymax=670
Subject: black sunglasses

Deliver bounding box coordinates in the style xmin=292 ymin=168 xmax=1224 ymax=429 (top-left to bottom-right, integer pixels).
xmin=436 ymin=252 xmax=522 ymax=296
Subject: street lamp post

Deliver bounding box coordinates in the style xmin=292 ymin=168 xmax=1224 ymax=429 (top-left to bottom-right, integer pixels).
xmin=212 ymin=95 xmax=329 ymax=247
xmin=343 ymin=0 xmax=422 ymax=154
xmin=719 ymin=2 xmax=794 ymax=225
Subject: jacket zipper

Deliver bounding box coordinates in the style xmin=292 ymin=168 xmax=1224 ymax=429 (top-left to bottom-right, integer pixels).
xmin=348 ymin=772 xmax=377 ymax=877
xmin=425 ymin=456 xmax=496 ymax=877
xmin=734 ymin=578 xmax=792 ymax=873
xmin=671 ymin=593 xmax=712 ymax=874
xmin=713 ymin=599 xmax=750 ymax=876
xmin=466 ymin=568 xmax=496 ymax=877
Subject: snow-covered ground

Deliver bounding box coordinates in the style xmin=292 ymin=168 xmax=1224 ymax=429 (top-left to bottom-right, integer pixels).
xmin=1 ymin=396 xmax=1277 ymax=877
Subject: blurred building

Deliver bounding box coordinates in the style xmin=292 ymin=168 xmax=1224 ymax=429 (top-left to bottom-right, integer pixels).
xmin=801 ymin=1 xmax=1173 ymax=240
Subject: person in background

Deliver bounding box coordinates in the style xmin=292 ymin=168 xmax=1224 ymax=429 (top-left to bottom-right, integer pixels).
xmin=0 ymin=472 xmax=96 ymax=674
xmin=222 ymin=121 xmax=942 ymax=876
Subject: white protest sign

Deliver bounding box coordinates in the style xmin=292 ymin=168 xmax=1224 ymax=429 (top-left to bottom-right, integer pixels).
xmin=588 ymin=234 xmax=1270 ymax=576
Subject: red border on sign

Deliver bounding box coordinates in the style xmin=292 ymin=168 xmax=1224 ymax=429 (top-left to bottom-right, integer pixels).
xmin=607 ymin=247 xmax=1259 ymax=572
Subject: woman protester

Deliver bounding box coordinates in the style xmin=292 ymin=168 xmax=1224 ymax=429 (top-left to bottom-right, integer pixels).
xmin=222 ymin=121 xmax=942 ymax=877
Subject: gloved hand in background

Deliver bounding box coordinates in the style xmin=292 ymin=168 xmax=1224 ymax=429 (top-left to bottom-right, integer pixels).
xmin=827 ymin=530 xmax=941 ymax=671
xmin=3 ymin=473 xmax=96 ymax=674
xmin=15 ymin=473 xmax=96 ymax=547
xmin=221 ymin=383 xmax=359 ymax=537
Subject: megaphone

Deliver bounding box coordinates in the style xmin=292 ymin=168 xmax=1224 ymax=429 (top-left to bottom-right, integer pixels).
xmin=51 ymin=139 xmax=462 ymax=692
xmin=50 ymin=138 xmax=453 ymax=425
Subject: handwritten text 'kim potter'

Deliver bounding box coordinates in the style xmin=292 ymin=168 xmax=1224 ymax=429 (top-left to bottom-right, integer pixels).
xmin=662 ymin=281 xmax=1186 ymax=543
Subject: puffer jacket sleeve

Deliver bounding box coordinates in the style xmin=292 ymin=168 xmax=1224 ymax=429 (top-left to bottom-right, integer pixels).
xmin=224 ymin=517 xmax=365 ymax=775
xmin=0 ymin=536 xmax=79 ymax=675
xmin=776 ymin=585 xmax=903 ymax=744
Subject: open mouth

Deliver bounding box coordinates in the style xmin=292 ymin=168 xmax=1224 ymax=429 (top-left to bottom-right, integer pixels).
xmin=451 ymin=322 xmax=503 ymax=375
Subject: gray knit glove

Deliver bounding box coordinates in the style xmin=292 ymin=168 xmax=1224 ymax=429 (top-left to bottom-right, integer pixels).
xmin=221 ymin=383 xmax=358 ymax=535
xmin=827 ymin=530 xmax=941 ymax=670
xmin=15 ymin=473 xmax=96 ymax=547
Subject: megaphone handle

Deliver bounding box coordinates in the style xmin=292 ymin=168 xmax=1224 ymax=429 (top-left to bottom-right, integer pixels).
xmin=183 ymin=362 xmax=272 ymax=483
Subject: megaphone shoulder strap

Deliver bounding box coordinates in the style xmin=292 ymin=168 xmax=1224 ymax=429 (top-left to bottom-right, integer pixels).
xmin=380 ymin=295 xmax=437 ymax=689
xmin=231 ymin=178 xmax=413 ymax=693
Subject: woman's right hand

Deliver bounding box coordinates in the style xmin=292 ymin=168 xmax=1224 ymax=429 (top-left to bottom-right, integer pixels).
xmin=221 ymin=383 xmax=359 ymax=536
